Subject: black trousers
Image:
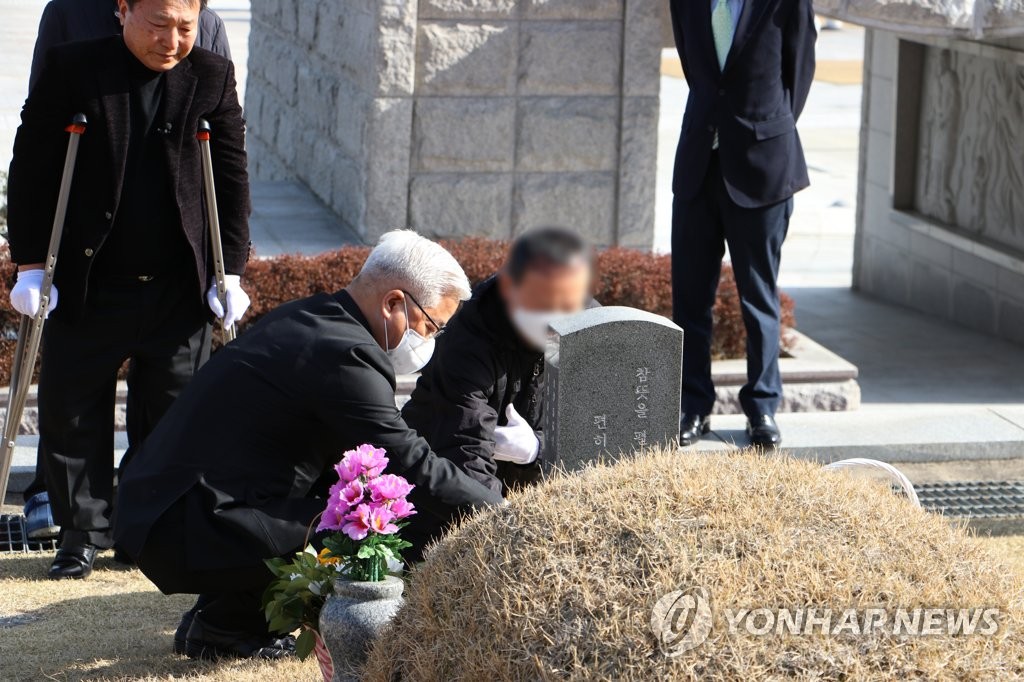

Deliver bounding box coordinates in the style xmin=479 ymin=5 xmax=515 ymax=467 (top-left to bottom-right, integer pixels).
xmin=137 ymin=494 xmax=274 ymax=636
xmin=671 ymin=152 xmax=792 ymax=419
xmin=31 ymin=275 xmax=210 ymax=548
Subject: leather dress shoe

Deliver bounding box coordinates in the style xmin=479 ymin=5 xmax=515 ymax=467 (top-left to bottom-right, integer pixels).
xmin=679 ymin=413 xmax=711 ymax=447
xmin=174 ymin=609 xmax=197 ymax=655
xmin=747 ymin=415 xmax=782 ymax=448
xmin=47 ymin=543 xmax=97 ymax=580
xmin=185 ymin=613 xmax=296 ymax=660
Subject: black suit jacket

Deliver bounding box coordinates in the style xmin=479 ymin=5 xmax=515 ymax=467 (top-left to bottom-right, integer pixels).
xmin=114 ymin=290 xmax=504 ymax=571
xmin=7 ymin=36 xmax=249 ymax=320
xmin=670 ymin=0 xmax=816 ymax=208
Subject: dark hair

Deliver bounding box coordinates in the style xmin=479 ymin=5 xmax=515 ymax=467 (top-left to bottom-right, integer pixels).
xmin=123 ymin=0 xmax=205 ymax=8
xmin=506 ymin=227 xmax=591 ymax=282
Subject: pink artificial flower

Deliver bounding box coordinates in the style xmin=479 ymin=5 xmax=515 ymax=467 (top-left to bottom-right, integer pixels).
xmin=368 ymin=504 xmax=399 ymax=535
xmin=317 ymin=498 xmax=347 ymax=533
xmin=335 ymin=444 xmax=389 ymax=483
xmin=368 ymin=474 xmax=414 ymax=503
xmin=339 ymin=479 xmax=365 ymax=507
xmin=388 ymin=497 xmax=416 ymax=520
xmin=354 ymin=444 xmax=389 ymax=478
xmin=341 ymin=504 xmax=372 ymax=541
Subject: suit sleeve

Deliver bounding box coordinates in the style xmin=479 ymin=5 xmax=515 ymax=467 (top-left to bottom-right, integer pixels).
xmin=28 ymin=2 xmax=64 ymax=93
xmin=782 ymin=0 xmax=816 ymax=121
xmin=668 ymin=0 xmax=690 ymax=83
xmin=7 ymin=46 xmax=73 ymax=266
xmin=206 ymin=61 xmax=250 ymax=275
xmin=316 ymin=343 xmax=505 ymax=514
xmin=403 ymin=342 xmax=505 ymax=495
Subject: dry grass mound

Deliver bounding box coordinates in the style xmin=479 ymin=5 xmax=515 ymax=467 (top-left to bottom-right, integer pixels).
xmin=364 ymin=450 xmax=1024 ymax=681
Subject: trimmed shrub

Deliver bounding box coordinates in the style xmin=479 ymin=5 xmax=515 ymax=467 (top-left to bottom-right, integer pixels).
xmin=0 ymin=239 xmax=796 ymax=385
xmin=364 ymin=449 xmax=1024 ymax=681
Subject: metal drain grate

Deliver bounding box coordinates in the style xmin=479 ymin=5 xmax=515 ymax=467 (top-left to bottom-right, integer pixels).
xmin=915 ymin=481 xmax=1024 ymax=519
xmin=0 ymin=514 xmax=58 ymax=553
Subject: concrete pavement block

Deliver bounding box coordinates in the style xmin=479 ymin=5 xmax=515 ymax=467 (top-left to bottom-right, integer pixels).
xmin=519 ymin=21 xmax=622 ymax=96
xmin=516 ymin=97 xmax=619 ymax=172
xmin=522 ymin=0 xmax=623 ymax=20
xmin=413 ymin=98 xmax=515 ymax=172
xmin=617 ymin=96 xmax=659 ymax=249
xmin=418 ymin=0 xmax=517 ymax=19
xmin=514 ymin=173 xmax=616 ymax=244
xmin=416 ymin=21 xmax=518 ymax=95
xmin=410 ymin=173 xmax=513 ymax=239
xmin=622 ymin=0 xmax=662 ymax=97
xmin=365 ymin=97 xmax=415 ymax=241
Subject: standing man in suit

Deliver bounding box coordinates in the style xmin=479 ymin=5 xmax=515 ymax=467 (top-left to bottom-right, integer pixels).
xmin=19 ymin=0 xmax=232 ymax=545
xmin=669 ymin=0 xmax=815 ymax=448
xmin=114 ymin=231 xmax=504 ymax=660
xmin=7 ymin=0 xmax=251 ymax=579
xmin=29 ymin=0 xmax=232 ymax=92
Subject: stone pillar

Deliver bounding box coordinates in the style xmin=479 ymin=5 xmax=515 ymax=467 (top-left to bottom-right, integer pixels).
xmin=246 ymin=0 xmax=661 ymax=247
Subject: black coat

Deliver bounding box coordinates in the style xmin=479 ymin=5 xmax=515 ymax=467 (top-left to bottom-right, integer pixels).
xmin=402 ymin=277 xmax=546 ymax=496
xmin=114 ymin=290 xmax=504 ymax=571
xmin=670 ymin=0 xmax=816 ymax=208
xmin=28 ymin=0 xmax=232 ymax=92
xmin=7 ymin=36 xmax=249 ymax=321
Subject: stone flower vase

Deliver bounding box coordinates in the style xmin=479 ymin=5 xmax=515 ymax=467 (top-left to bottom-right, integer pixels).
xmin=319 ymin=575 xmax=405 ymax=682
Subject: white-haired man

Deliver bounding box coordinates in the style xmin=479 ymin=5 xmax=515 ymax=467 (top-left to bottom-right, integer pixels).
xmin=113 ymin=230 xmax=504 ymax=660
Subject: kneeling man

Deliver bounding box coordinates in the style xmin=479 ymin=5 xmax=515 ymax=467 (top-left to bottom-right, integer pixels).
xmin=114 ymin=231 xmax=503 ymax=660
xmin=402 ymin=227 xmax=593 ymax=505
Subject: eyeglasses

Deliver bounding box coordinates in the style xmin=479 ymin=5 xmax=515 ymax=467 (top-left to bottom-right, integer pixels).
xmin=403 ymin=291 xmax=446 ymax=338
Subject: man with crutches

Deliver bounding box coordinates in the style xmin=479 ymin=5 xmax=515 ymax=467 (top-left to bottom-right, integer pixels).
xmin=6 ymin=0 xmax=251 ymax=580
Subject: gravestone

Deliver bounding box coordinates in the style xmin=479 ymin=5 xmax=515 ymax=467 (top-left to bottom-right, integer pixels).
xmin=544 ymin=307 xmax=683 ymax=471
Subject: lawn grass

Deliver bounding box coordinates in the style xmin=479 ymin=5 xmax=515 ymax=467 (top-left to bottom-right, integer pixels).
xmin=0 ymin=533 xmax=1020 ymax=681
xmin=0 ymin=552 xmax=317 ymax=682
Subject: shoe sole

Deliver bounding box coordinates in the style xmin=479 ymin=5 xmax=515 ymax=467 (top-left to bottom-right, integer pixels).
xmin=27 ymin=526 xmax=61 ymax=540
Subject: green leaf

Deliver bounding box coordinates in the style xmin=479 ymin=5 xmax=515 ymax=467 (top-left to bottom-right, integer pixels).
xmin=356 ymin=545 xmax=375 ymax=559
xmin=295 ymin=628 xmax=317 ymax=660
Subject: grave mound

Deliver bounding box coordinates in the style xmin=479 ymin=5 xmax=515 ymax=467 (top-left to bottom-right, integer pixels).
xmin=364 ymin=449 xmax=1024 ymax=681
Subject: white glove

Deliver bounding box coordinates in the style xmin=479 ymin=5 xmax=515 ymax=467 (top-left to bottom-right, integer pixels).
xmin=493 ymin=404 xmax=540 ymax=465
xmin=10 ymin=269 xmax=57 ymax=318
xmin=206 ymin=274 xmax=250 ymax=330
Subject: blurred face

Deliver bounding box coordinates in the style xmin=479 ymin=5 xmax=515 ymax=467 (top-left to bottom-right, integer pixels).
xmin=499 ymin=261 xmax=591 ymax=315
xmin=118 ymin=0 xmax=200 ymax=71
xmin=499 ymin=260 xmax=591 ymax=350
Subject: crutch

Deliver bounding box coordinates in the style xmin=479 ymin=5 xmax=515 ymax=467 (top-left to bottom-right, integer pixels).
xmin=196 ymin=118 xmax=236 ymax=343
xmin=0 ymin=113 xmax=88 ymax=499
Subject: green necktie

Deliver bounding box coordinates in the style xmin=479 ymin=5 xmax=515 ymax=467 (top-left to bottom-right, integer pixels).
xmin=712 ymin=0 xmax=734 ymax=70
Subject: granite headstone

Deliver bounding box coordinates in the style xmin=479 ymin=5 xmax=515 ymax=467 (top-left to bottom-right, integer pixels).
xmin=543 ymin=306 xmax=683 ymax=471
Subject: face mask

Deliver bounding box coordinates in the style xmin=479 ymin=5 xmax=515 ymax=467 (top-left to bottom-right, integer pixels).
xmin=385 ymin=297 xmax=436 ymax=374
xmin=511 ymin=308 xmax=563 ymax=351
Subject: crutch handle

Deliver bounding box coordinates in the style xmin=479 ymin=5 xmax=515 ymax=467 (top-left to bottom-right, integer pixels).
xmin=65 ymin=113 xmax=87 ymax=135
xmin=197 ymin=118 xmax=211 ymax=141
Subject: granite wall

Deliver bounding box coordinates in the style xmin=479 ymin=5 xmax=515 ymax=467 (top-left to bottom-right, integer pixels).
xmin=853 ymin=29 xmax=1024 ymax=344
xmin=245 ymin=0 xmax=661 ymax=247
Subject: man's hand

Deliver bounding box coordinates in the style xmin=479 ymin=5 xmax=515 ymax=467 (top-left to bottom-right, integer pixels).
xmin=10 ymin=268 xmax=57 ymax=318
xmin=206 ymin=274 xmax=250 ymax=329
xmin=493 ymin=404 xmax=540 ymax=465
